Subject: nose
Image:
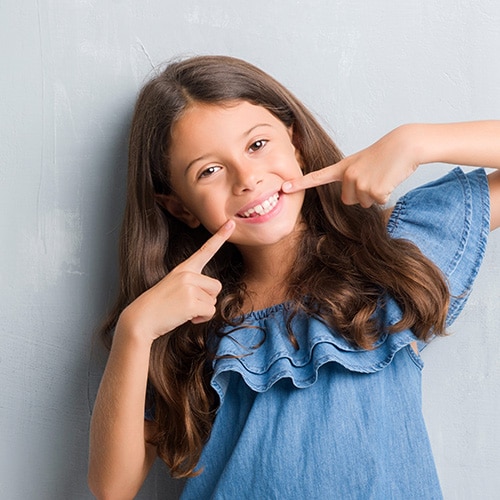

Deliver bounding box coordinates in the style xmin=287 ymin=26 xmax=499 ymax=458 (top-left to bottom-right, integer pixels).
xmin=231 ymin=162 xmax=263 ymax=195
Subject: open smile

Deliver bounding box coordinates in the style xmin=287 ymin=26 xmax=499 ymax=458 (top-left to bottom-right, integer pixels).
xmin=237 ymin=193 xmax=280 ymax=218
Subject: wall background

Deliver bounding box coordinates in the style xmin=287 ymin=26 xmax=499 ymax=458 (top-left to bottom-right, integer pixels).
xmin=1 ymin=1 xmax=499 ymax=498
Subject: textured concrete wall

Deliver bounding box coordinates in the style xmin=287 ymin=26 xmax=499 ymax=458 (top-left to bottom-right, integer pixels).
xmin=1 ymin=1 xmax=499 ymax=498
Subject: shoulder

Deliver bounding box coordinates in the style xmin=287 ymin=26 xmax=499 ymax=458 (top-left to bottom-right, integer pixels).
xmin=387 ymin=168 xmax=489 ymax=262
xmin=387 ymin=167 xmax=490 ymax=324
xmin=389 ymin=167 xmax=488 ymax=230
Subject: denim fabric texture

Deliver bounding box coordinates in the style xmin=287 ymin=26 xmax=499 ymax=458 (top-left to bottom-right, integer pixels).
xmin=181 ymin=168 xmax=490 ymax=500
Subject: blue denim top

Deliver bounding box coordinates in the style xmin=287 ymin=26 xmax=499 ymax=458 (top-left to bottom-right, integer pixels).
xmin=181 ymin=168 xmax=490 ymax=500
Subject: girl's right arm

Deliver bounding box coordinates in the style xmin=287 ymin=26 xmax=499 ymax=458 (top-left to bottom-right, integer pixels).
xmin=88 ymin=220 xmax=235 ymax=500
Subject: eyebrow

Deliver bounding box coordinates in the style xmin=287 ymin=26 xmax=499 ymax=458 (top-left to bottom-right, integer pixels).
xmin=183 ymin=123 xmax=273 ymax=176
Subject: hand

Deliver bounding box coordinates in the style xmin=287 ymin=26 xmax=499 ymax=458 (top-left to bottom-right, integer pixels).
xmin=117 ymin=220 xmax=235 ymax=343
xmin=282 ymin=125 xmax=420 ymax=208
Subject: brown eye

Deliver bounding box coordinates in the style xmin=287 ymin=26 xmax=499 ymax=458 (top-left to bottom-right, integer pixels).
xmin=249 ymin=140 xmax=267 ymax=152
xmin=199 ymin=165 xmax=222 ymax=179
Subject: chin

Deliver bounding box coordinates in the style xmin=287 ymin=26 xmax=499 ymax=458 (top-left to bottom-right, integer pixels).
xmin=241 ymin=226 xmax=300 ymax=248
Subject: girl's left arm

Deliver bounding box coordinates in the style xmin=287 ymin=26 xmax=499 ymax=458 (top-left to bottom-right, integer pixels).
xmin=408 ymin=122 xmax=500 ymax=230
xmin=282 ymin=121 xmax=500 ymax=230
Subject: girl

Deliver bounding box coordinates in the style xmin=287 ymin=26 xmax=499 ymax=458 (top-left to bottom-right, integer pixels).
xmin=88 ymin=55 xmax=500 ymax=499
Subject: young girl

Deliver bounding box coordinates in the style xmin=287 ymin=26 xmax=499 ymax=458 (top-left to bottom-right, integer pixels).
xmin=88 ymin=55 xmax=500 ymax=499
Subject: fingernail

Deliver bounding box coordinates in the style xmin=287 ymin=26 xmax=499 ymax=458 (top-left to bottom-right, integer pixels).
xmin=282 ymin=181 xmax=292 ymax=192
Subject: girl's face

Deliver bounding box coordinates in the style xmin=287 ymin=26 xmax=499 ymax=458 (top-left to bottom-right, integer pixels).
xmin=162 ymin=100 xmax=305 ymax=250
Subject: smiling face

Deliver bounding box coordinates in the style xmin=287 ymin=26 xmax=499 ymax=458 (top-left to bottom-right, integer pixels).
xmin=162 ymin=100 xmax=305 ymax=252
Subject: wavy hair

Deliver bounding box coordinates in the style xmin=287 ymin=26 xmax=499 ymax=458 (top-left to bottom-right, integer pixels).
xmin=99 ymin=55 xmax=449 ymax=478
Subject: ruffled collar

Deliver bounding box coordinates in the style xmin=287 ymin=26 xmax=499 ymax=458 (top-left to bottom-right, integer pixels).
xmin=210 ymin=299 xmax=421 ymax=404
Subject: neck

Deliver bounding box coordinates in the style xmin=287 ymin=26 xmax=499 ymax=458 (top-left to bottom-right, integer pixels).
xmin=237 ymin=231 xmax=302 ymax=311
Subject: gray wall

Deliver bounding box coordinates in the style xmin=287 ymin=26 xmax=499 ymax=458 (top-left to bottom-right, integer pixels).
xmin=1 ymin=1 xmax=499 ymax=498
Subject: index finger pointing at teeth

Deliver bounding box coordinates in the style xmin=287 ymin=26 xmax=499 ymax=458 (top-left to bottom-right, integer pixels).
xmin=282 ymin=162 xmax=345 ymax=193
xmin=183 ymin=220 xmax=235 ymax=273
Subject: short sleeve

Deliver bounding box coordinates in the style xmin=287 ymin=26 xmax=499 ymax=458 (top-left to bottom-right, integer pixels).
xmin=387 ymin=167 xmax=490 ymax=326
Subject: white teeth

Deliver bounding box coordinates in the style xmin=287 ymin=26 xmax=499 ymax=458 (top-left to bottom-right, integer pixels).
xmin=240 ymin=193 xmax=279 ymax=218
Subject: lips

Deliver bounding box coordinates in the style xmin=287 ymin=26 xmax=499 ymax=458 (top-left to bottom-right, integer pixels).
xmin=237 ymin=193 xmax=280 ymax=218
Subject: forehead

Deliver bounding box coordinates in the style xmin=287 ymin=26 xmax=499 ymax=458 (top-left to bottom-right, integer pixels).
xmin=172 ymin=101 xmax=280 ymax=137
xmin=169 ymin=101 xmax=287 ymax=159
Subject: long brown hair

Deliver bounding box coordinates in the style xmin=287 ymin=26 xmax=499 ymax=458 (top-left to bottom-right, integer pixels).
xmin=100 ymin=55 xmax=449 ymax=478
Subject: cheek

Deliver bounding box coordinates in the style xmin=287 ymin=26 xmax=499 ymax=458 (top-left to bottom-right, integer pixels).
xmin=292 ymin=190 xmax=306 ymax=212
xmin=282 ymin=155 xmax=304 ymax=178
xmin=295 ymin=150 xmax=304 ymax=171
xmin=188 ymin=196 xmax=226 ymax=229
xmin=286 ymin=138 xmax=303 ymax=169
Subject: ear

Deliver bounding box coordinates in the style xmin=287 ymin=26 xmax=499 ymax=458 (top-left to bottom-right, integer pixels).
xmin=156 ymin=194 xmax=201 ymax=228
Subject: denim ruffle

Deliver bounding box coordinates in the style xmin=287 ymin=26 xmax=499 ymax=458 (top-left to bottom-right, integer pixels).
xmin=211 ymin=299 xmax=420 ymax=403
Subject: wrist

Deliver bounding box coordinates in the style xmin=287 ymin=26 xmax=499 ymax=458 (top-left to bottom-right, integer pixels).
xmin=393 ymin=123 xmax=426 ymax=167
xmin=113 ymin=311 xmax=155 ymax=351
